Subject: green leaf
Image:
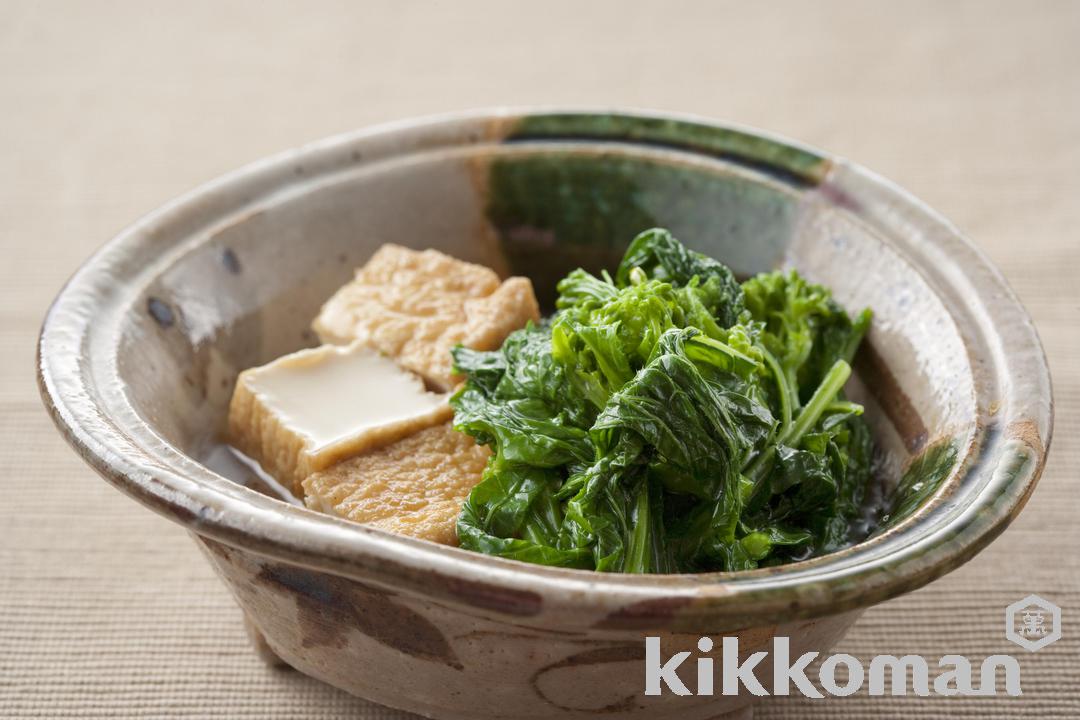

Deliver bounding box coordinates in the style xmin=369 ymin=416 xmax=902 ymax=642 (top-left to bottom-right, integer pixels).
xmin=615 ymin=228 xmax=745 ymax=327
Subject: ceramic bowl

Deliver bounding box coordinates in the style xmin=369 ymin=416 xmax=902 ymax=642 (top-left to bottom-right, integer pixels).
xmin=38 ymin=109 xmax=1052 ymax=719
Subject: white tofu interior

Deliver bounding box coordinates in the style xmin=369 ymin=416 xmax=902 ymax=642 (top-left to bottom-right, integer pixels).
xmin=243 ymin=343 xmax=448 ymax=456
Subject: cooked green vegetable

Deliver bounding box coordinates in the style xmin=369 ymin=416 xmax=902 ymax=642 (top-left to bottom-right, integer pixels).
xmin=451 ymin=228 xmax=875 ymax=573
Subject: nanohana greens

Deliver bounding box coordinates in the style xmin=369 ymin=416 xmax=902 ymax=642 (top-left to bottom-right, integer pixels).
xmin=450 ymin=229 xmax=874 ymax=573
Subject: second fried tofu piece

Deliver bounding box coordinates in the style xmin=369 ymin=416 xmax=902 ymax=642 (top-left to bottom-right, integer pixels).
xmin=302 ymin=423 xmax=491 ymax=546
xmin=313 ymin=245 xmax=540 ymax=390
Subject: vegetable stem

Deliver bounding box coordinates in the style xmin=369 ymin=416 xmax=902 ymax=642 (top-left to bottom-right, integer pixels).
xmin=686 ymin=333 xmax=759 ymax=376
xmin=760 ymin=346 xmax=793 ymax=431
xmin=785 ymin=359 xmax=852 ymax=446
xmin=744 ymin=359 xmax=852 ymax=484
xmin=625 ymin=480 xmax=652 ymax=573
xmin=825 ymin=400 xmax=863 ymax=415
xmin=745 ymin=446 xmax=776 ymax=484
xmin=841 ymin=308 xmax=873 ymax=365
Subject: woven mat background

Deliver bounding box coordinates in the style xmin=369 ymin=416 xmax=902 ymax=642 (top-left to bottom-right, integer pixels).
xmin=3 ymin=1 xmax=1078 ymax=717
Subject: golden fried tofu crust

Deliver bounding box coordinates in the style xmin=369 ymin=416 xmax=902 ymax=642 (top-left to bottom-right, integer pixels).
xmin=462 ymin=276 xmax=541 ymax=353
xmin=302 ymin=423 xmax=491 ymax=545
xmin=312 ymin=245 xmax=539 ymax=390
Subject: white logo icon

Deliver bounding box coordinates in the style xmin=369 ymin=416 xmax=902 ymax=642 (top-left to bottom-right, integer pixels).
xmin=1005 ymin=594 xmax=1061 ymax=652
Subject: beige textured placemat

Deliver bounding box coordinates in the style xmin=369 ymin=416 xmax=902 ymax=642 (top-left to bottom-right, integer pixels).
xmin=2 ymin=1 xmax=1077 ymax=717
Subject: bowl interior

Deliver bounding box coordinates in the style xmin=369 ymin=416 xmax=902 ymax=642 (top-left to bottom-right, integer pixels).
xmin=116 ymin=130 xmax=976 ymax=533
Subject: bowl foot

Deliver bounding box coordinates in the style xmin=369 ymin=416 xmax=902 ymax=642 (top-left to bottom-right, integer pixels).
xmin=243 ymin=613 xmax=292 ymax=669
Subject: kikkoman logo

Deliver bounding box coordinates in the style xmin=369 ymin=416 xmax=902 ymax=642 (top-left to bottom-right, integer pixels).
xmin=644 ymin=595 xmax=1061 ymax=699
xmin=1006 ymin=594 xmax=1062 ymax=652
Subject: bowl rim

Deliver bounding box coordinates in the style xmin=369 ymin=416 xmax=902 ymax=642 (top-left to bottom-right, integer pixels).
xmin=37 ymin=107 xmax=1054 ymax=628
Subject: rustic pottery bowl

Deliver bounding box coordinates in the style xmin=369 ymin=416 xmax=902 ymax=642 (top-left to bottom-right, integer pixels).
xmin=38 ymin=109 xmax=1052 ymax=719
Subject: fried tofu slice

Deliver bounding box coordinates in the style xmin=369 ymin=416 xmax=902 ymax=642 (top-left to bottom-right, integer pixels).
xmin=227 ymin=342 xmax=451 ymax=497
xmin=302 ymin=423 xmax=491 ymax=545
xmin=312 ymin=245 xmax=540 ymax=390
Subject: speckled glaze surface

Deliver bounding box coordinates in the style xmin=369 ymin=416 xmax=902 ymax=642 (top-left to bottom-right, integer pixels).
xmin=38 ymin=109 xmax=1052 ymax=719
